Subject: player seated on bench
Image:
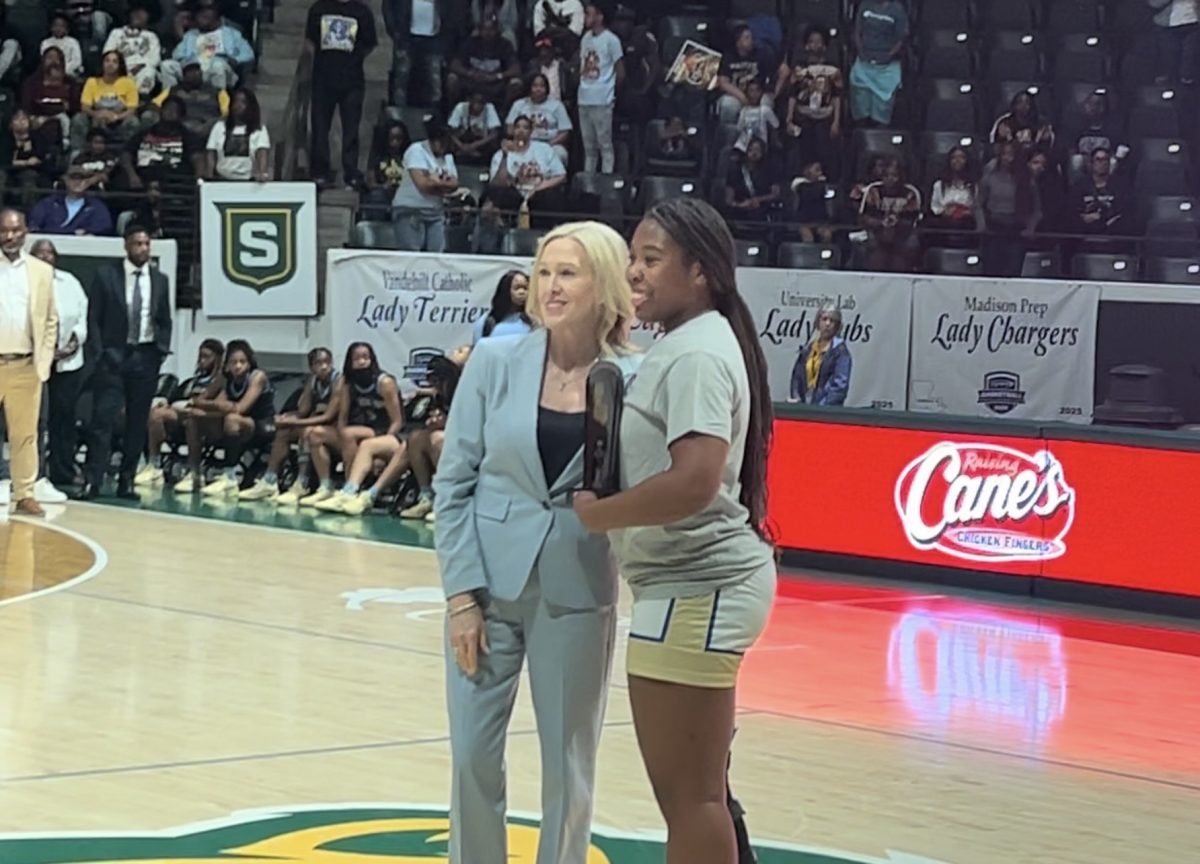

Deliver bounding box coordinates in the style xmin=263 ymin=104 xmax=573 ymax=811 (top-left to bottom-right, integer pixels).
xmin=299 ymin=341 xmax=404 ymax=508
xmin=173 ymin=339 xmax=276 ymax=495
xmin=399 ymin=346 xmax=470 ymax=521
xmin=239 ymin=346 xmax=341 ymax=503
xmin=135 ymin=339 xmax=225 ymax=487
xmin=316 ymin=345 xmax=469 ymax=517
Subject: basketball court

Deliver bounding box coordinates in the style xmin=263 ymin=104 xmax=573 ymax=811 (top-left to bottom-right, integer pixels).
xmin=1 ymin=498 xmax=1197 ymax=864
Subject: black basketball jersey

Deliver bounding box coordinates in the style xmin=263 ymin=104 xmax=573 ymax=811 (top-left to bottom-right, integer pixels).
xmin=226 ymin=370 xmax=276 ymax=422
xmin=311 ymin=371 xmax=339 ymax=416
xmin=347 ymin=372 xmax=394 ymax=434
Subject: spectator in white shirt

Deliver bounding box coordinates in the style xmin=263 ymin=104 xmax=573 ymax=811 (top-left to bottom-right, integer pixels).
xmin=448 ymin=91 xmax=503 ymax=163
xmin=103 ymin=4 xmax=163 ymax=95
xmin=487 ymin=114 xmax=567 ymax=221
xmin=577 ymin=3 xmax=623 ymax=174
xmin=507 ymin=73 xmax=571 ymax=165
xmin=734 ymin=78 xmax=779 ymax=153
xmin=206 ymin=88 xmax=271 ymax=180
xmin=32 ymin=239 xmax=86 ymax=500
xmin=392 ymin=121 xmax=460 ymax=252
xmin=42 ymin=14 xmax=86 ymax=80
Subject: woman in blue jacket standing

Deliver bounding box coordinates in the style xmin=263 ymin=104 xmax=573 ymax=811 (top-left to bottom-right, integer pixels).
xmin=789 ymin=302 xmax=852 ymax=405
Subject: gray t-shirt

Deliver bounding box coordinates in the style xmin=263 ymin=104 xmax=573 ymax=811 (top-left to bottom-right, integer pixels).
xmin=612 ymin=311 xmax=774 ymax=599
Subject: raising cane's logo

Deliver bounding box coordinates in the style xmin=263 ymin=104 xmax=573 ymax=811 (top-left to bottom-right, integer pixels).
xmin=893 ymin=442 xmax=1075 ymax=563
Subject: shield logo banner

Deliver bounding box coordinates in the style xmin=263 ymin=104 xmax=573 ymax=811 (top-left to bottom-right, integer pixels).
xmin=216 ymin=202 xmax=305 ymax=293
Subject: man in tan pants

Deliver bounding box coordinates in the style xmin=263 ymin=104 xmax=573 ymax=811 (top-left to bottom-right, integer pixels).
xmin=0 ymin=209 xmax=59 ymax=517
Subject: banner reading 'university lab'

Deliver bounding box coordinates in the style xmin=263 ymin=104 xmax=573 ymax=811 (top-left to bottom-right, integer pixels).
xmin=737 ymin=269 xmax=913 ymax=410
xmin=908 ymin=278 xmax=1099 ymax=423
xmin=327 ymin=250 xmax=530 ymax=384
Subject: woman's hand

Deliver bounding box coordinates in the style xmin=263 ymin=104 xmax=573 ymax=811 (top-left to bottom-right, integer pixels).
xmin=447 ymin=593 xmax=488 ymax=676
xmin=572 ymin=490 xmax=612 ymax=533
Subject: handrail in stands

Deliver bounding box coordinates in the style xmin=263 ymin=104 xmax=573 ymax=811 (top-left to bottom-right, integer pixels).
xmin=276 ymin=43 xmax=314 ymax=182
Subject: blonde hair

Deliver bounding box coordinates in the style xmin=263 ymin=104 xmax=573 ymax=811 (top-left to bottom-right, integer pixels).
xmin=527 ymin=220 xmax=635 ymax=355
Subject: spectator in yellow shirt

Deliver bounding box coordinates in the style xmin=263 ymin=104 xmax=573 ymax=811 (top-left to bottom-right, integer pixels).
xmin=70 ymin=50 xmax=140 ymax=153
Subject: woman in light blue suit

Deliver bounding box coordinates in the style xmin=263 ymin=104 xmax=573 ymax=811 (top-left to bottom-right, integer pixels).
xmin=433 ymin=220 xmax=638 ymax=864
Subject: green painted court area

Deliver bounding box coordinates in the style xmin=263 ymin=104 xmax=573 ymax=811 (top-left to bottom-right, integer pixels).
xmin=98 ymin=488 xmax=438 ymax=551
xmin=0 ymin=806 xmax=887 ymax=864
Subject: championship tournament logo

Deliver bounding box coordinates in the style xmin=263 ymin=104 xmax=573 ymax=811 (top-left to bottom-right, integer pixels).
xmin=215 ymin=201 xmax=306 ymax=293
xmin=0 ymin=804 xmax=916 ymax=864
xmin=976 ymin=371 xmax=1026 ymax=414
xmin=894 ymin=442 xmax=1076 ymax=562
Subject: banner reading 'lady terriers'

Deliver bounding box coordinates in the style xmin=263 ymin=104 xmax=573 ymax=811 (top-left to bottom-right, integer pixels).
xmin=908 ymin=278 xmax=1099 ymax=423
xmin=327 ymin=250 xmax=529 ymax=384
xmin=735 ymin=269 xmax=913 ymax=410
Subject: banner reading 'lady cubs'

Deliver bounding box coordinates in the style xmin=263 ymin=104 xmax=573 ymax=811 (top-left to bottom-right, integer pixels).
xmin=737 ymin=269 xmax=913 ymax=410
xmin=327 ymin=250 xmax=529 ymax=384
xmin=908 ymin=279 xmax=1099 ymax=423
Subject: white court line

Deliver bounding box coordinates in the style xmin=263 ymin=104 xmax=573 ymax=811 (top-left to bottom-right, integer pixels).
xmin=0 ymin=513 xmax=109 ymax=609
xmin=71 ymin=501 xmax=439 ymax=556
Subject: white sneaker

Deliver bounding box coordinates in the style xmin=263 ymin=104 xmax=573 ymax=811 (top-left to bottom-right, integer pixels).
xmin=238 ymin=479 xmax=278 ymax=502
xmin=134 ymin=465 xmax=164 ymax=487
xmin=174 ymin=472 xmax=200 ymax=493
xmin=202 ymin=476 xmax=238 ymax=497
xmin=299 ymin=487 xmax=334 ymax=508
xmin=399 ymin=498 xmax=433 ymax=519
xmin=34 ymin=478 xmax=68 ymax=503
xmin=340 ymin=491 xmax=375 ymax=516
xmin=314 ymin=490 xmax=351 ymax=512
xmin=275 ymin=486 xmax=305 ymax=506
xmin=0 ymin=480 xmax=10 ymax=506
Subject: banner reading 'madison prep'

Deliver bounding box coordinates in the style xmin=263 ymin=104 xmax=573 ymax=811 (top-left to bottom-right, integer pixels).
xmin=908 ymin=279 xmax=1099 ymax=423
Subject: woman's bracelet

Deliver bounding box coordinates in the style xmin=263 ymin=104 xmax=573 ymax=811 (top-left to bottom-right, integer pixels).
xmin=448 ymin=600 xmax=479 ymax=617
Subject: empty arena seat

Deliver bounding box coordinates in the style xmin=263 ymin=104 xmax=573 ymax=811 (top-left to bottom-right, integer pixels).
xmin=777 ymin=242 xmax=842 ymax=270
xmin=978 ymin=0 xmax=1037 ymax=31
xmin=925 ymin=247 xmax=984 ymax=276
xmin=785 ymin=0 xmax=842 ymax=31
xmin=1045 ymin=0 xmax=1104 ymax=38
xmin=636 ymin=176 xmax=703 ymax=212
xmin=642 ymin=119 xmax=704 ymax=176
xmin=1125 ymin=87 xmax=1184 ymax=142
xmin=1053 ymin=34 xmax=1111 ymax=85
xmin=1072 ymin=252 xmax=1140 ymax=282
xmin=501 ymin=229 xmax=547 ymax=257
xmin=349 ymin=221 xmax=398 ymax=249
xmin=1021 ymin=249 xmax=1063 ymax=279
xmin=735 ymin=240 xmax=769 ymax=268
xmin=1145 ymin=257 xmax=1200 ymax=285
xmin=985 ymin=31 xmax=1047 ymax=83
xmin=922 ymin=81 xmax=981 ymax=133
xmin=919 ymin=29 xmax=977 ymax=79
xmin=569 ymin=172 xmax=628 ymax=223
xmin=1134 ymin=140 xmax=1192 ymax=199
xmin=917 ymin=0 xmax=974 ymax=33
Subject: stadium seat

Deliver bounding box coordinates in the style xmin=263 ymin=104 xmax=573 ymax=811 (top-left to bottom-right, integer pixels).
xmin=636 ymin=176 xmax=703 ymax=212
xmin=922 ymin=80 xmax=981 ymax=133
xmin=785 ymin=0 xmax=842 ymax=32
xmin=1053 ymin=34 xmax=1111 ymax=86
xmin=349 ymin=221 xmax=398 ymax=250
xmin=735 ymin=240 xmax=770 ymax=267
xmin=925 ymin=247 xmax=984 ymax=276
xmin=1125 ymin=87 xmax=1184 ymax=142
xmin=1072 ymin=252 xmax=1140 ymax=282
xmin=989 ymin=82 xmax=1056 ymax=129
xmin=1058 ymin=83 xmax=1120 ymax=132
xmin=917 ymin=0 xmax=973 ymax=34
xmin=1134 ymin=139 xmax=1192 ymax=199
xmin=1021 ymin=249 xmax=1063 ymax=278
xmin=1143 ymin=197 xmax=1200 ymax=258
xmin=777 ymin=242 xmax=842 ymax=270
xmin=1045 ymin=0 xmax=1104 ymax=38
xmin=1118 ymin=32 xmax=1160 ymax=90
xmin=643 ymin=119 xmax=704 ymax=177
xmin=851 ymin=128 xmax=915 ymax=180
xmin=730 ymin=0 xmax=779 ymax=19
xmin=501 ymin=229 xmax=547 ymax=257
xmin=919 ymin=131 xmax=985 ymax=186
xmin=569 ymin=172 xmax=628 ymax=224
xmin=1145 ymin=257 xmax=1200 ymax=285
xmin=978 ymin=0 xmax=1038 ymax=33
xmin=919 ymin=29 xmax=977 ymax=79
xmin=985 ymin=31 xmax=1047 ymax=83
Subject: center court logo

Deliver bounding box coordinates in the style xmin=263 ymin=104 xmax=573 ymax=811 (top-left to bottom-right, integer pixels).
xmin=0 ymin=805 xmax=947 ymax=864
xmin=216 ymin=202 xmax=305 ymax=293
xmin=894 ymin=441 xmax=1075 ymax=563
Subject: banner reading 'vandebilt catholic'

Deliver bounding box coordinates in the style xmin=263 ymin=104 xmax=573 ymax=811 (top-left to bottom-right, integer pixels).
xmin=200 ymin=181 xmax=318 ymax=317
xmin=327 ymin=250 xmax=529 ymax=385
xmin=908 ymin=278 xmax=1099 ymax=423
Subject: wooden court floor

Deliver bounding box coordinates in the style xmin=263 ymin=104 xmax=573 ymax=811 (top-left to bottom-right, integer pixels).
xmin=0 ymin=502 xmax=1198 ymax=864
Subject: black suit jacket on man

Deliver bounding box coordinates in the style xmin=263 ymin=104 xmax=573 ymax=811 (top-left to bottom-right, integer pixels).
xmin=87 ymin=262 xmax=172 ymax=364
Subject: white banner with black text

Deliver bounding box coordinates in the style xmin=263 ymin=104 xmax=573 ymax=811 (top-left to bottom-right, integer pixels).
xmin=326 ymin=250 xmax=530 ymax=385
xmin=907 ymin=278 xmax=1099 ymax=423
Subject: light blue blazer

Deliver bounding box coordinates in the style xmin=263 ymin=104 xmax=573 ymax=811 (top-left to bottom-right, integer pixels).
xmin=433 ymin=329 xmax=641 ymax=611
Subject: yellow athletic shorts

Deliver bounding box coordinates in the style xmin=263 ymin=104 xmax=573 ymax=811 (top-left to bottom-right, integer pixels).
xmin=625 ymin=562 xmax=776 ymax=689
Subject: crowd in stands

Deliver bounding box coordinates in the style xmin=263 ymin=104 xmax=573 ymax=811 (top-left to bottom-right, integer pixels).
xmin=335 ymin=0 xmax=1200 ymax=283
xmin=0 ymin=0 xmax=269 ymax=245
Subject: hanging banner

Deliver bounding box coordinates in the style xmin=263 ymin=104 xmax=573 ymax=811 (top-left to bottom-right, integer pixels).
xmin=908 ymin=279 xmax=1099 ymax=423
xmin=327 ymin=250 xmax=530 ymax=384
xmin=737 ymin=269 xmax=912 ymax=410
xmin=200 ymin=181 xmax=318 ymax=317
